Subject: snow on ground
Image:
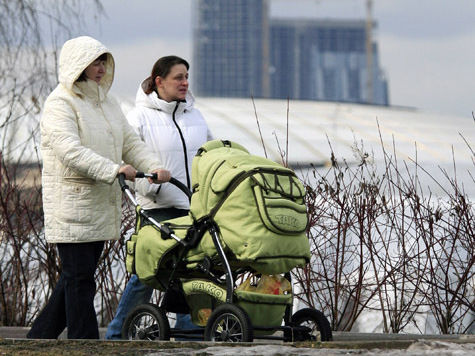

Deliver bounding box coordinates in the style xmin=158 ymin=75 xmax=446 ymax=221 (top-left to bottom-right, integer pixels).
xmin=146 ymin=341 xmax=475 ymax=355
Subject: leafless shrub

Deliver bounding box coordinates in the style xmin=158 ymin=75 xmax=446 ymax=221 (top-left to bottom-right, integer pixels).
xmin=293 ymin=126 xmax=474 ymax=334
xmin=0 ymin=155 xmax=46 ymax=326
xmin=411 ymin=152 xmax=474 ymax=334
xmin=95 ymin=199 xmax=135 ymax=326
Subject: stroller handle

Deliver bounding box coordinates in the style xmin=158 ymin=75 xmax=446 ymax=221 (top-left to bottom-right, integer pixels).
xmin=118 ymin=172 xmax=192 ymax=201
xmin=118 ymin=172 xmax=192 ymax=248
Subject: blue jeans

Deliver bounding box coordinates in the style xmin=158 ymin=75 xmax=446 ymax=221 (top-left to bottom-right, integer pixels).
xmin=105 ymin=275 xmax=197 ymax=339
xmin=106 ymin=207 xmax=196 ymax=340
xmin=27 ymin=241 xmax=104 ymax=339
xmin=105 ymin=274 xmax=153 ymax=339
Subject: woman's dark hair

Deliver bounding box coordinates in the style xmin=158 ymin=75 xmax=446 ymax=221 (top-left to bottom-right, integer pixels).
xmin=144 ymin=55 xmax=189 ymax=94
xmin=77 ymin=53 xmax=108 ymax=82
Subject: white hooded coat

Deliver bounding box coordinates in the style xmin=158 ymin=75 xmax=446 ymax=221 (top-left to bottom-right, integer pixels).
xmin=41 ymin=36 xmax=162 ymax=243
xmin=127 ymin=79 xmax=212 ymax=210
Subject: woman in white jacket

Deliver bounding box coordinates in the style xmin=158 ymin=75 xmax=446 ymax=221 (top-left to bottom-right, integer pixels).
xmin=106 ymin=56 xmax=212 ymax=339
xmin=27 ymin=36 xmax=170 ymax=340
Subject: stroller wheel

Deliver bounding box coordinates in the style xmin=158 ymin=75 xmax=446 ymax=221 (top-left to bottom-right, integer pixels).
xmin=204 ymin=303 xmax=253 ymax=342
xmin=122 ymin=303 xmax=170 ymax=341
xmin=290 ymin=308 xmax=332 ymax=342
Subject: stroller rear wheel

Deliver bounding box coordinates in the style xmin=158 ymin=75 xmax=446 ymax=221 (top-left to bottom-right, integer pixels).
xmin=204 ymin=304 xmax=253 ymax=342
xmin=290 ymin=308 xmax=332 ymax=341
xmin=122 ymin=303 xmax=170 ymax=340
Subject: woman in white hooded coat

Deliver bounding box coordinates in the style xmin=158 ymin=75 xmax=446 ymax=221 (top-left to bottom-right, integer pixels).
xmin=27 ymin=36 xmax=170 ymax=340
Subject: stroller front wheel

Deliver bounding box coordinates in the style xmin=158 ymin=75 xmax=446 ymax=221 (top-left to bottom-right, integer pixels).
xmin=204 ymin=303 xmax=253 ymax=342
xmin=122 ymin=303 xmax=171 ymax=341
xmin=289 ymin=308 xmax=332 ymax=342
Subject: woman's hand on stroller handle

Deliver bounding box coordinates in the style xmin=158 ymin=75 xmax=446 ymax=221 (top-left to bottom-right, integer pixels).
xmin=118 ymin=164 xmax=137 ymax=181
xmin=148 ymin=168 xmax=171 ymax=184
xmin=118 ymin=171 xmax=192 ymax=200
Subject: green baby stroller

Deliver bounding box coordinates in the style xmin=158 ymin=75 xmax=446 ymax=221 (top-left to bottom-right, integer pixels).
xmin=119 ymin=140 xmax=332 ymax=342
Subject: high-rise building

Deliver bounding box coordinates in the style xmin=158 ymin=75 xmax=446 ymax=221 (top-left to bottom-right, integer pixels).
xmin=270 ymin=19 xmax=389 ymax=105
xmin=192 ymin=0 xmax=389 ymax=105
xmin=192 ymin=0 xmax=270 ymax=98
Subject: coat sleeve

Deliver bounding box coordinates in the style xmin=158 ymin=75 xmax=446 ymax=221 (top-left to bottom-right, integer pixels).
xmin=41 ymin=96 xmax=121 ymax=184
xmin=195 ymin=108 xmax=213 ymax=141
xmin=125 ymin=107 xmax=144 ymax=139
xmin=124 ymin=107 xmax=162 ymax=198
xmin=120 ymin=111 xmax=162 ymax=173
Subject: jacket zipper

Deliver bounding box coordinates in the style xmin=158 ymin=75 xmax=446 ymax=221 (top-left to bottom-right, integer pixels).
xmin=172 ymin=102 xmax=191 ymax=189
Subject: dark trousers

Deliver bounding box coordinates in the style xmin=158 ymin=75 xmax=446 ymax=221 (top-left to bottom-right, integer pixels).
xmin=27 ymin=241 xmax=104 ymax=339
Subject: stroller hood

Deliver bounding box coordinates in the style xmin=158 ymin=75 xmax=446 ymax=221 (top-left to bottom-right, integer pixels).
xmin=188 ymin=140 xmax=311 ymax=274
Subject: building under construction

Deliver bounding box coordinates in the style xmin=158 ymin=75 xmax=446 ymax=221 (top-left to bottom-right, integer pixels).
xmin=192 ymin=0 xmax=388 ymax=105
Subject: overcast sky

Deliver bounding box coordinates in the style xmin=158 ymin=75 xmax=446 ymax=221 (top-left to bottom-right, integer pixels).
xmin=83 ymin=0 xmax=475 ymax=118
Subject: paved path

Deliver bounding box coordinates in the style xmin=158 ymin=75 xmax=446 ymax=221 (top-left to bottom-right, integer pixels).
xmin=0 ymin=326 xmax=471 ymax=341
xmin=0 ymin=328 xmax=474 ymax=356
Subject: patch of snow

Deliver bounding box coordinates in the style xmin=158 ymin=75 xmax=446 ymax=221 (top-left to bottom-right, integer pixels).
xmin=145 ymin=341 xmax=475 ymax=356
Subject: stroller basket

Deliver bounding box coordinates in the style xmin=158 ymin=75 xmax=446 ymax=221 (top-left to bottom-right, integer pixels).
xmin=180 ymin=279 xmax=291 ymax=331
xmin=236 ymin=290 xmax=292 ymax=329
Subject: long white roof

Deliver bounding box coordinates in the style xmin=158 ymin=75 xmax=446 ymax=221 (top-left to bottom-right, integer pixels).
xmin=192 ymin=97 xmax=474 ymax=165
xmin=121 ymin=96 xmax=475 ymax=197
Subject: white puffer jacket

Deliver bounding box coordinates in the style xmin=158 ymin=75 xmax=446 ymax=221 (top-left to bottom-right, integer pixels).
xmin=127 ymin=79 xmax=212 ymax=210
xmin=41 ymin=36 xmax=163 ymax=243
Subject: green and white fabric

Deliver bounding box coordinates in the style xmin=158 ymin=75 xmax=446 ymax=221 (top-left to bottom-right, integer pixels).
xmin=127 ymin=140 xmax=311 ymax=288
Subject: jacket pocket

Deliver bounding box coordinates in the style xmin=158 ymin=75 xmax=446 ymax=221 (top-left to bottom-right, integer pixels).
xmin=63 ymin=176 xmax=95 ymax=185
xmin=58 ymin=183 xmax=94 ymax=224
xmin=126 ymin=239 xmax=136 ymax=274
xmin=251 ymin=173 xmax=308 ymax=234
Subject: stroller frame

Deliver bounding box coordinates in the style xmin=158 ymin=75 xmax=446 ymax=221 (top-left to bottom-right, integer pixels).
xmin=118 ymin=173 xmax=332 ymax=342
